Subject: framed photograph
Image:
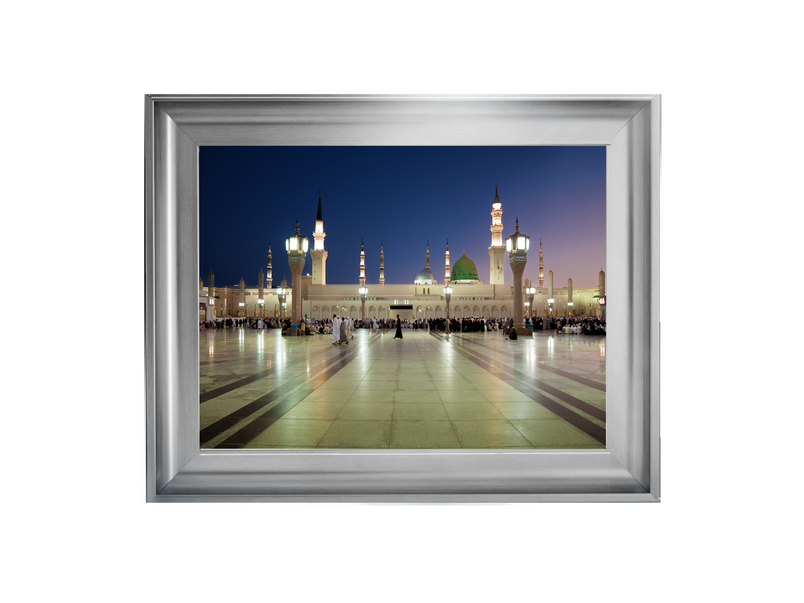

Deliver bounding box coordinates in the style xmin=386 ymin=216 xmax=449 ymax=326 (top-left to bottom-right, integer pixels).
xmin=146 ymin=95 xmax=660 ymax=502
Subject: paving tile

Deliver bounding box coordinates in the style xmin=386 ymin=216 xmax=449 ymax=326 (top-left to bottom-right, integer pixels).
xmin=282 ymin=401 xmax=347 ymax=420
xmin=395 ymin=390 xmax=443 ymax=403
xmin=347 ymin=389 xmax=396 ymax=403
xmin=390 ymin=421 xmax=461 ymax=448
xmin=337 ymin=403 xmax=395 ymax=421
xmin=442 ymin=402 xmax=505 ymax=420
xmin=392 ymin=403 xmax=449 ymax=421
xmin=488 ymin=401 xmax=560 ymax=420
xmin=317 ymin=421 xmax=392 ymax=448
xmin=245 ymin=419 xmax=332 ymax=447
xmin=478 ymin=389 xmax=534 ymax=403
xmin=511 ymin=419 xmax=603 ymax=447
xmin=438 ymin=390 xmax=487 ymax=403
xmin=451 ymin=420 xmax=533 ymax=448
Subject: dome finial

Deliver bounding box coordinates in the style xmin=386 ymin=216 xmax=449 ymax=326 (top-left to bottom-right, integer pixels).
xmin=295 ymin=219 xmax=300 ymax=235
xmin=515 ymin=217 xmax=519 ymax=232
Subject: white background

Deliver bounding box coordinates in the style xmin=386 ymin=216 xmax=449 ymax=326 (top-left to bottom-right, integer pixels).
xmin=3 ymin=2 xmax=800 ymax=601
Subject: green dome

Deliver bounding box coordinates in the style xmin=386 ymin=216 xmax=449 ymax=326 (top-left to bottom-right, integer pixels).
xmin=451 ymin=253 xmax=479 ymax=282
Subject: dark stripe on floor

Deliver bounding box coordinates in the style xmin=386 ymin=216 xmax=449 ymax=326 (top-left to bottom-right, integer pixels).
xmin=454 ymin=335 xmax=607 ymax=392
xmin=202 ymin=335 xmax=383 ymax=448
xmin=433 ymin=333 xmax=605 ymax=444
xmin=446 ymin=334 xmax=606 ymax=422
xmin=200 ymin=339 xmax=340 ymax=403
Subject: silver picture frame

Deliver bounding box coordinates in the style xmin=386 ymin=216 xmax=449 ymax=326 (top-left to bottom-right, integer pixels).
xmin=145 ymin=94 xmax=660 ymax=502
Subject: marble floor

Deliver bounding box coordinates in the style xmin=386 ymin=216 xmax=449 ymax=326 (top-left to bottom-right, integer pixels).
xmin=199 ymin=327 xmax=606 ymax=449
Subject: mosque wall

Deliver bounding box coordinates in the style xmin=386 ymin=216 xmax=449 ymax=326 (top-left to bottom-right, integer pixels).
xmin=199 ymin=282 xmax=606 ymax=320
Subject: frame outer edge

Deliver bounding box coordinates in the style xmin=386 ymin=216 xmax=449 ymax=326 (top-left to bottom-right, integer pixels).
xmin=651 ymin=95 xmax=661 ymax=500
xmin=145 ymin=95 xmax=156 ymax=502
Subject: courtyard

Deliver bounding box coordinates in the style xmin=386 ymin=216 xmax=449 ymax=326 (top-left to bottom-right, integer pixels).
xmin=199 ymin=328 xmax=606 ymax=449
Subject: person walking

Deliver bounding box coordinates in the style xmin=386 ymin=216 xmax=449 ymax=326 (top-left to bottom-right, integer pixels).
xmin=393 ymin=314 xmax=403 ymax=339
xmin=348 ymin=316 xmax=354 ymax=340
xmin=332 ymin=314 xmax=340 ymax=345
xmin=340 ymin=315 xmax=349 ymax=344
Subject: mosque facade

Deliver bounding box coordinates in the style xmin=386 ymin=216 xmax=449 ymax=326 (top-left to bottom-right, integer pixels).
xmin=199 ymin=190 xmax=606 ymax=322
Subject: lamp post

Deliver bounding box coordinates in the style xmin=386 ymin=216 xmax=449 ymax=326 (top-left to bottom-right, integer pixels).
xmin=276 ymin=287 xmax=285 ymax=319
xmin=526 ymin=286 xmax=536 ymax=318
xmin=285 ymin=220 xmax=309 ymax=333
xmin=505 ymin=218 xmax=530 ymax=336
xmin=443 ymin=285 xmax=453 ymax=319
xmin=359 ymin=286 xmax=367 ymax=321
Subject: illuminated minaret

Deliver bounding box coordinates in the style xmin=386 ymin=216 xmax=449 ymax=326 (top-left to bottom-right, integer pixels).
xmin=310 ymin=190 xmax=328 ymax=285
xmin=538 ymin=239 xmax=544 ymax=288
xmin=548 ymin=268 xmax=554 ymax=301
xmin=444 ymin=238 xmax=451 ymax=285
xmin=425 ymin=240 xmax=431 ymax=270
xmin=207 ymin=270 xmax=214 ymax=299
xmin=359 ymin=239 xmax=366 ymax=286
xmin=488 ymin=186 xmax=505 ymax=285
xmin=238 ymin=277 xmax=245 ymax=317
xmin=266 ymin=242 xmax=273 ymax=289
xmin=379 ymin=240 xmax=385 ymax=286
xmin=258 ymin=269 xmax=264 ymax=317
xmin=568 ymin=277 xmax=573 ymax=315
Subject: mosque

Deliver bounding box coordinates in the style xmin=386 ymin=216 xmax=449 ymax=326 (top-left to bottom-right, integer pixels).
xmin=198 ymin=189 xmax=606 ymax=322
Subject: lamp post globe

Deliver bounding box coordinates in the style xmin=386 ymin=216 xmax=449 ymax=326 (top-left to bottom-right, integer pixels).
xmin=505 ymin=218 xmax=531 ymax=336
xmin=285 ymin=219 xmax=309 ymax=332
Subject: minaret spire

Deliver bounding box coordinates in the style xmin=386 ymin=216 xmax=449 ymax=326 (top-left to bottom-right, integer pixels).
xmin=359 ymin=239 xmax=366 ymax=286
xmin=538 ymin=238 xmax=544 ymax=288
xmin=489 ymin=186 xmax=504 ymax=285
xmin=379 ymin=240 xmax=385 ymax=286
xmin=425 ymin=240 xmax=430 ymax=269
xmin=311 ymin=191 xmax=328 ymax=284
xmin=266 ymin=241 xmax=273 ymax=289
xmin=444 ymin=238 xmax=451 ymax=285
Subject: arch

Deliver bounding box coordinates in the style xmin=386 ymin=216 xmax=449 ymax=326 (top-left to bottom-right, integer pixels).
xmin=425 ymin=305 xmax=433 ymax=319
xmin=349 ymin=305 xmax=358 ymax=319
xmin=435 ymin=304 xmax=443 ymax=318
xmin=453 ymin=305 xmax=462 ymax=318
xmin=482 ymin=305 xmax=489 ymax=318
xmin=322 ymin=305 xmax=330 ymax=318
xmin=463 ymin=305 xmax=471 ymax=317
xmin=472 ymin=305 xmax=481 ymax=317
xmin=491 ymin=305 xmax=499 ymax=318
xmin=416 ymin=305 xmax=423 ymax=317
xmin=312 ymin=305 xmax=320 ymax=320
xmin=500 ymin=305 xmax=509 ymax=318
xmin=378 ymin=305 xmax=387 ymax=319
xmin=368 ymin=305 xmax=376 ymax=318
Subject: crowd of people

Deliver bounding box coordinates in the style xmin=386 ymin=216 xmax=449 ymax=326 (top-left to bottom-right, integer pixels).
xmin=200 ymin=315 xmax=605 ymax=337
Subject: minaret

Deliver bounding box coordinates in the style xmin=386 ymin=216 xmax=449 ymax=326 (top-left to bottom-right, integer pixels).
xmin=538 ymin=239 xmax=544 ymax=288
xmin=548 ymin=268 xmax=554 ymax=301
xmin=568 ymin=277 xmax=573 ymax=313
xmin=359 ymin=239 xmax=366 ymax=286
xmin=207 ymin=270 xmax=214 ymax=299
xmin=425 ymin=240 xmax=430 ymax=269
xmin=310 ymin=190 xmax=328 ymax=285
xmin=379 ymin=240 xmax=385 ymax=286
xmin=266 ymin=242 xmax=273 ymax=289
xmin=444 ymin=238 xmax=451 ymax=285
xmin=258 ymin=269 xmax=264 ymax=317
xmin=488 ymin=186 xmax=505 ymax=285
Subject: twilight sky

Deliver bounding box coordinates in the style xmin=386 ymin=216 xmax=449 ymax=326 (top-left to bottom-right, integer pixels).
xmin=200 ymin=146 xmax=605 ymax=290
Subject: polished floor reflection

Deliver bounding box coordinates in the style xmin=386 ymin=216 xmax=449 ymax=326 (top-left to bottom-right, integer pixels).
xmin=199 ymin=328 xmax=606 ymax=449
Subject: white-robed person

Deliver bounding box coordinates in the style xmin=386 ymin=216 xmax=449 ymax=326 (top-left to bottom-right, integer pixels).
xmin=348 ymin=316 xmax=354 ymax=340
xmin=331 ymin=314 xmax=341 ymax=345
